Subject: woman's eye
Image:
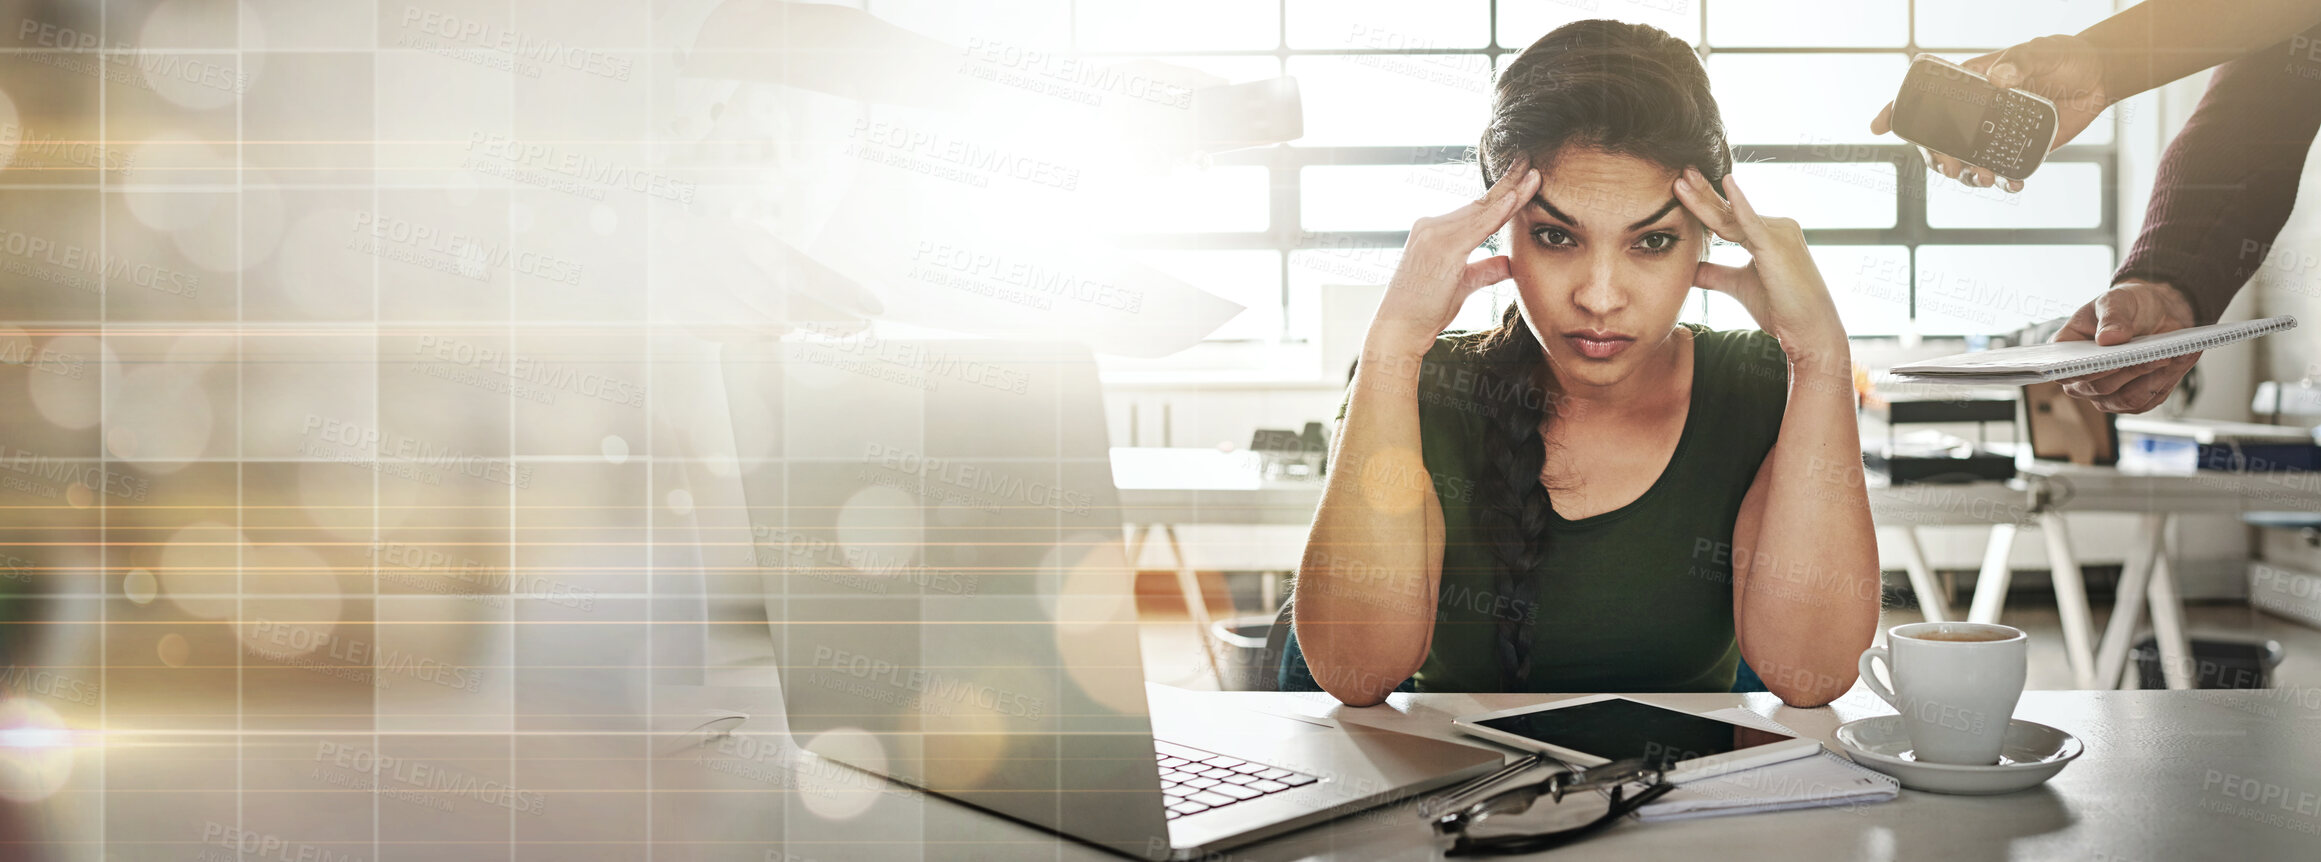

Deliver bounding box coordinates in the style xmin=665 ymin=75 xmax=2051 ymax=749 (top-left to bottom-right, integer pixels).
xmin=1530 ymin=226 xmax=1574 ymax=247
xmin=1636 ymin=232 xmax=1678 ymax=253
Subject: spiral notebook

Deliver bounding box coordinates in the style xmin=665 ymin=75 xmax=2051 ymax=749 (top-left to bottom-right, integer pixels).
xmin=1889 ymin=315 xmax=2299 ymax=385
xmin=1631 ymin=709 xmax=1900 ymax=822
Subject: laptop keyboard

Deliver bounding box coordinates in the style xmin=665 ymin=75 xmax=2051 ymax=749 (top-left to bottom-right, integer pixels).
xmin=1154 ymin=740 xmax=1319 ymax=820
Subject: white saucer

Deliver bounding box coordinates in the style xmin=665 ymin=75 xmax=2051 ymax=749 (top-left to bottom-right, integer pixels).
xmin=1833 ymin=715 xmax=2083 ymax=795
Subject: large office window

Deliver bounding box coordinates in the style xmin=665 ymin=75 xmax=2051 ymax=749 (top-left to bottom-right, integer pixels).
xmin=875 ymin=0 xmax=2124 ymax=355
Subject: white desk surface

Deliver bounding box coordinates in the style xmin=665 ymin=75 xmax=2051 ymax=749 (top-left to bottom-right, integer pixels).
xmin=1113 ymin=447 xmax=1337 ymax=527
xmin=1109 ymin=447 xmax=2042 ymax=530
xmin=2017 ymin=458 xmax=2321 ymax=514
xmin=686 ymin=685 xmax=2321 ymax=861
xmin=1112 ymin=447 xmax=2321 ymax=529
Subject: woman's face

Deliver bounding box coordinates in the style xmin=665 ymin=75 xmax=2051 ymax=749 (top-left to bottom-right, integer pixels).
xmin=1506 ymin=147 xmax=1706 ymax=392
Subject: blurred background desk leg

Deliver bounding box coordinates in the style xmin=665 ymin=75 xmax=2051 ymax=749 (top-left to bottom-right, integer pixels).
xmin=1888 ymin=526 xmax=1954 ymax=623
xmin=2092 ymin=518 xmax=2161 ymax=688
xmin=2088 ymin=514 xmax=2196 ymax=689
xmin=2040 ymin=510 xmax=2099 ymax=688
xmin=1966 ymin=522 xmax=2018 ymax=624
xmin=1950 ymin=512 xmax=2100 ymax=688
xmin=2145 ymin=517 xmax=2196 ymax=689
xmin=1127 ymin=522 xmax=1225 ymax=685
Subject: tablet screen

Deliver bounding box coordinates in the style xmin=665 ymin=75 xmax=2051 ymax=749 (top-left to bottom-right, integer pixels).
xmin=1473 ymin=699 xmax=1793 ymax=767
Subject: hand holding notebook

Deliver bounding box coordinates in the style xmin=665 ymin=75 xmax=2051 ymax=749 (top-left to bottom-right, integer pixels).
xmin=1888 ymin=316 xmax=2299 ymax=385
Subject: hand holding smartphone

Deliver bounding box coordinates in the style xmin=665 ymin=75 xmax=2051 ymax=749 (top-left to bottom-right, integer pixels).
xmin=1885 ymin=54 xmax=2062 ymax=183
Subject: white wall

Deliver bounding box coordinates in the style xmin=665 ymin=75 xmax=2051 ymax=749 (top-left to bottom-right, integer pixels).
xmin=2245 ymin=56 xmax=2321 ymax=589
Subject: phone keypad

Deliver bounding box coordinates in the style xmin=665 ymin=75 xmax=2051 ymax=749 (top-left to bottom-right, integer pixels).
xmin=1974 ymin=89 xmax=2051 ymax=177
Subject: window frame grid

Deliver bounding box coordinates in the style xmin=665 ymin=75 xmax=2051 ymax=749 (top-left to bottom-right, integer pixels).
xmin=1067 ymin=0 xmax=2119 ymax=342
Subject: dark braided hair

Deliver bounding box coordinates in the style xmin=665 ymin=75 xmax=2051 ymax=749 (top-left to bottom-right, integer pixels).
xmin=1464 ymin=20 xmax=1730 ymax=690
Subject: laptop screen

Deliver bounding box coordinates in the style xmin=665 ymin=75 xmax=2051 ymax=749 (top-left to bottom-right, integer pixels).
xmin=719 ymin=336 xmax=1172 ymax=854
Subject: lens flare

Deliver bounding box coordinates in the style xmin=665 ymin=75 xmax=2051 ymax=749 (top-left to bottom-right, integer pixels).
xmin=0 ymin=699 xmax=75 ymax=803
xmin=796 ymin=728 xmax=887 ymax=820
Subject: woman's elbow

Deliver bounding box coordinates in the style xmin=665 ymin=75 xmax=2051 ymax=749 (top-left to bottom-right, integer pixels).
xmin=1753 ymin=656 xmax=1861 ymax=708
xmin=1318 ymin=677 xmax=1394 ymax=708
xmin=1301 ymin=639 xmax=1410 ymax=706
xmin=1294 ymin=608 xmax=1422 ymax=707
xmin=1769 ymin=675 xmax=1855 ymax=709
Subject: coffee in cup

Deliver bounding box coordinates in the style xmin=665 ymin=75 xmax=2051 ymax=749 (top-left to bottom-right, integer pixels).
xmin=1913 ymin=629 xmax=2016 ymax=643
xmin=1857 ymin=622 xmax=2027 ymax=766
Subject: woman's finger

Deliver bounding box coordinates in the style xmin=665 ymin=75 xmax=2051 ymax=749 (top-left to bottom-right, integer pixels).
xmin=1692 ymin=260 xmax=1753 ymax=295
xmin=1720 ymin=170 xmax=1770 ymax=236
xmin=1435 ymin=153 xmax=1528 ymax=231
xmin=1448 ymin=155 xmax=1537 ymax=243
xmin=1469 ymin=152 xmax=1531 ymax=212
xmin=1673 ymin=167 xmax=1745 ymax=245
xmin=1499 ymin=167 xmax=1541 ymax=219
xmin=1459 ymin=255 xmax=1513 ymax=293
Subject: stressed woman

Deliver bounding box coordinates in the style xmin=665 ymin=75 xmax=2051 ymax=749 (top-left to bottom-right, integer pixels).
xmin=1292 ymin=20 xmax=1878 ymax=708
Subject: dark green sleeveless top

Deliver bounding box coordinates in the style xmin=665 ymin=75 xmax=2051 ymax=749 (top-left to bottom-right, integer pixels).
xmin=1327 ymin=323 xmax=1790 ymax=693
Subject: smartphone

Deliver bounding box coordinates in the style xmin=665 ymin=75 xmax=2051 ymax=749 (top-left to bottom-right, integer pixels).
xmin=1889 ymin=54 xmax=2060 ymax=181
xmin=1191 ymin=76 xmax=1303 ymax=153
xmin=1452 ymin=694 xmax=1823 ymax=784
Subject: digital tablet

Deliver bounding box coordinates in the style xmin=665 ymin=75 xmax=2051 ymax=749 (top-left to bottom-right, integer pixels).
xmin=1452 ymin=694 xmax=1823 ymax=784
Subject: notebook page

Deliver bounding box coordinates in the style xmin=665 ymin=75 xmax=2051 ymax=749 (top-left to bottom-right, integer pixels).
xmin=1889 ymin=315 xmax=2297 ymax=383
xmin=1633 ymin=709 xmax=1898 ymax=822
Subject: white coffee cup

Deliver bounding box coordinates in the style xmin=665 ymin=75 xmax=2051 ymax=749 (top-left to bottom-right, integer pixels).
xmin=1857 ymin=622 xmax=2027 ymax=766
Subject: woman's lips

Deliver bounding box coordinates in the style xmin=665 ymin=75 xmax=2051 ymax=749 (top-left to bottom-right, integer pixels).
xmin=1563 ymin=331 xmax=1634 ymax=360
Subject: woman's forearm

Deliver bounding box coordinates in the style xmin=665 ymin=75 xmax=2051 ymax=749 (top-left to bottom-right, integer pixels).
xmin=1294 ymin=338 xmax=1445 ymax=706
xmin=1737 ymin=340 xmax=1880 ymax=706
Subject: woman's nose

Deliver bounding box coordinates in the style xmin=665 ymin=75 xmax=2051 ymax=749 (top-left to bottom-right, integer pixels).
xmin=1571 ymin=254 xmax=1628 ymax=315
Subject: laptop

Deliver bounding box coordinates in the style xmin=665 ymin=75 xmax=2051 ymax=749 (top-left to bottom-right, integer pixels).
xmin=718 ymin=335 xmax=1502 ymax=860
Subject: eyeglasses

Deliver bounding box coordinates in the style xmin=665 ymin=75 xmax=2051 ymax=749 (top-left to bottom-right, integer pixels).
xmin=1422 ymin=754 xmax=1676 ymax=856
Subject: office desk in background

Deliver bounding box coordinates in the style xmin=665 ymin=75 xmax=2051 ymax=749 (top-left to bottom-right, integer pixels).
xmin=1111 ymin=447 xmax=1327 ymax=680
xmin=1111 ymin=447 xmax=2321 ymax=691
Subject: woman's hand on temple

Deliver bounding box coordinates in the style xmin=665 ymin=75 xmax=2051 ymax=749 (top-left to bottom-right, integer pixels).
xmin=1366 ymin=153 xmax=1542 ymax=359
xmin=1673 ymin=168 xmax=1847 ymax=361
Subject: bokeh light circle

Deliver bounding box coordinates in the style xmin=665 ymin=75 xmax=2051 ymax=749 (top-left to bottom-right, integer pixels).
xmin=834 ymin=485 xmax=922 ymax=577
xmin=157 ymin=633 xmax=191 ymax=668
xmin=795 ymin=728 xmax=887 ymax=820
xmin=124 ymin=569 xmax=158 ymax=605
xmin=26 ymin=334 xmax=101 ymax=429
xmin=122 ymin=130 xmax=229 ymax=231
xmin=236 ymin=544 xmax=344 ymax=661
xmin=137 ymin=1 xmax=268 ymax=111
xmin=157 ymin=520 xmax=244 ymax=619
xmin=104 ymin=366 xmax=216 ymax=467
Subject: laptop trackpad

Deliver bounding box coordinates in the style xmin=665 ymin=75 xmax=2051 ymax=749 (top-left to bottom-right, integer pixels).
xmin=1148 ymin=689 xmax=1501 ymax=789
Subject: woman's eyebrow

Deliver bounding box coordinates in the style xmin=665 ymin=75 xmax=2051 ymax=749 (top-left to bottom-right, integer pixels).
xmin=1531 ymin=194 xmax=1579 ymax=226
xmin=1529 ymin=195 xmax=1683 ymax=230
xmin=1629 ymin=197 xmax=1682 ymax=229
